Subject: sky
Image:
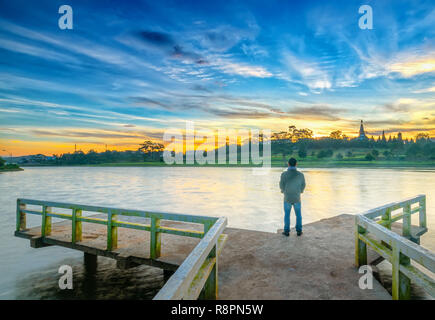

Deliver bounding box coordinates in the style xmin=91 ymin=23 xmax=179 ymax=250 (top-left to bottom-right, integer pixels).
xmin=0 ymin=0 xmax=434 ymax=156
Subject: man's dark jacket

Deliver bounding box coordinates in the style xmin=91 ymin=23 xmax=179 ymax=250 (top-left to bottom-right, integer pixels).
xmin=279 ymin=167 xmax=306 ymax=203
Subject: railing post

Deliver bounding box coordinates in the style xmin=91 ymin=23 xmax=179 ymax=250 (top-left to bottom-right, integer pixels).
xmin=355 ymin=218 xmax=367 ymax=267
xmin=391 ymin=242 xmax=400 ymax=300
xmin=419 ymin=196 xmax=427 ymax=229
xmin=150 ymin=216 xmax=161 ymax=259
xmin=107 ymin=210 xmax=117 ymax=250
xmin=72 ymin=209 xmax=82 ymax=243
xmin=398 ymin=253 xmax=411 ymax=300
xmin=380 ymin=208 xmax=392 ymax=250
xmin=391 ymin=242 xmax=411 ymax=300
xmin=381 ymin=208 xmax=392 ymax=230
xmin=402 ymin=204 xmax=411 ymax=237
xmin=41 ymin=206 xmax=52 ymax=236
xmin=84 ymin=252 xmax=97 ymax=274
xmin=203 ymin=243 xmax=218 ymax=299
xmin=16 ymin=199 xmax=26 ymax=231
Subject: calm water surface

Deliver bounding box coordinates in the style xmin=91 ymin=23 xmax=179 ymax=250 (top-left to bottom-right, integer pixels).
xmin=0 ymin=166 xmax=434 ymax=299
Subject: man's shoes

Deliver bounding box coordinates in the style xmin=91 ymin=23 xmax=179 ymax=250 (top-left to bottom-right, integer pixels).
xmin=297 ymin=231 xmax=303 ymax=236
xmin=282 ymin=231 xmax=289 ymax=237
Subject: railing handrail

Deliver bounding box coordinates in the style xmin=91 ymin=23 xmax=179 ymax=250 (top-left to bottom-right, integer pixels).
xmin=153 ymin=216 xmax=227 ymax=300
xmin=17 ymin=198 xmax=219 ymax=223
xmin=356 ymin=214 xmax=435 ymax=272
xmin=360 ymin=194 xmax=425 ymax=219
xmin=355 ymin=194 xmax=434 ymax=299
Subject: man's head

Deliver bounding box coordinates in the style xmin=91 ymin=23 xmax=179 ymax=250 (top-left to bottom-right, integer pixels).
xmin=288 ymin=157 xmax=297 ymax=167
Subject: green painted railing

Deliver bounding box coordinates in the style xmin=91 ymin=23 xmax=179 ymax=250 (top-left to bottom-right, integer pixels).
xmin=355 ymin=195 xmax=435 ymax=299
xmin=16 ymin=198 xmax=227 ymax=299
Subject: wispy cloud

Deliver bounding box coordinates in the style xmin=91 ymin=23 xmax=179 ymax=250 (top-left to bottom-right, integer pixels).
xmin=412 ymin=85 xmax=435 ymax=94
xmin=214 ymin=59 xmax=272 ymax=78
xmin=388 ymin=56 xmax=435 ymax=77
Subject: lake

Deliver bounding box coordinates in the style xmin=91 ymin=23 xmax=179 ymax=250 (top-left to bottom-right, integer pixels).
xmin=0 ymin=166 xmax=434 ymax=299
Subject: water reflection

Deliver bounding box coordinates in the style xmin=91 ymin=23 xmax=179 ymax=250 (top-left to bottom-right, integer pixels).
xmin=0 ymin=166 xmax=434 ymax=299
xmin=14 ymin=256 xmax=163 ymax=300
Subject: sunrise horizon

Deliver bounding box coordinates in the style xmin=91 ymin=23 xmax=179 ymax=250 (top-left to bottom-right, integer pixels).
xmin=1 ymin=0 xmax=434 ymax=157
xmin=2 ymin=119 xmax=432 ymax=157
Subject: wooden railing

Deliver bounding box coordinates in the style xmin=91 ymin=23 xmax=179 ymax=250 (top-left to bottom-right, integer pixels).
xmin=355 ymin=195 xmax=435 ymax=299
xmin=16 ymin=198 xmax=227 ymax=299
xmin=154 ymin=216 xmax=227 ymax=300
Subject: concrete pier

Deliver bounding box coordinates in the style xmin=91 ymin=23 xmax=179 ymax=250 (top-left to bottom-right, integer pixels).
xmin=219 ymin=214 xmax=390 ymax=299
xmin=15 ymin=217 xmax=203 ymax=273
xmin=15 ymin=213 xmax=394 ymax=299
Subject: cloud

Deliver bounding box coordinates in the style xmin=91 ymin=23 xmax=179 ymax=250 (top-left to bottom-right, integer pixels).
xmin=0 ymin=19 xmax=164 ymax=75
xmin=381 ymin=98 xmax=434 ymax=113
xmin=128 ymin=91 xmax=348 ymax=122
xmin=27 ymin=127 xmax=168 ymax=143
xmin=288 ymin=105 xmax=346 ymax=121
xmin=172 ymin=44 xmax=208 ymax=64
xmin=192 ymin=84 xmax=212 ymax=92
xmin=2 ymin=2 xmax=435 ymax=152
xmin=206 ymin=108 xmax=273 ymax=119
xmin=138 ymin=30 xmax=174 ymax=46
xmin=370 ymin=127 xmax=433 ymax=135
xmin=0 ymin=38 xmax=79 ymax=64
xmin=412 ymin=86 xmax=435 ymax=94
xmin=214 ymin=59 xmax=272 ymax=78
xmin=130 ymin=97 xmax=171 ymax=109
xmin=241 ymin=43 xmax=268 ymax=58
xmin=198 ymin=25 xmax=258 ymax=52
xmin=282 ymin=51 xmax=332 ymax=92
xmin=31 ymin=129 xmax=145 ymax=139
xmin=0 ymin=95 xmax=186 ymax=127
xmin=135 ymin=29 xmax=208 ymax=64
xmin=348 ymin=38 xmax=435 ymax=81
xmin=387 ymin=57 xmax=435 ymax=78
xmin=202 ymin=103 xmax=346 ymax=121
xmin=383 ymin=103 xmax=411 ymax=113
xmin=133 ymin=27 xmax=272 ymax=78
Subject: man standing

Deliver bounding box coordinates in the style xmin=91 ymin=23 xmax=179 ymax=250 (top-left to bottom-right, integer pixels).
xmin=279 ymin=157 xmax=306 ymax=237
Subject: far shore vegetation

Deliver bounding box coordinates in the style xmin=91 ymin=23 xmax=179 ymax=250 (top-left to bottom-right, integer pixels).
xmin=15 ymin=125 xmax=435 ymax=168
xmin=0 ymin=157 xmax=23 ymax=172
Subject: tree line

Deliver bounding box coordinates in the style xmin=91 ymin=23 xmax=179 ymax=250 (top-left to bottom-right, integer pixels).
xmin=17 ymin=126 xmax=435 ymax=165
xmin=0 ymin=157 xmax=21 ymax=169
xmin=272 ymin=126 xmax=434 ymax=161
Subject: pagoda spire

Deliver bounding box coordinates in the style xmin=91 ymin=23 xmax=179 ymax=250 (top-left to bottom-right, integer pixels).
xmin=358 ymin=120 xmax=367 ymax=140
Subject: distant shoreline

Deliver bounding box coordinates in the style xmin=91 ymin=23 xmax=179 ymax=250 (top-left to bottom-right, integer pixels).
xmin=20 ymin=160 xmax=435 ymax=169
xmin=0 ymin=167 xmax=24 ymax=172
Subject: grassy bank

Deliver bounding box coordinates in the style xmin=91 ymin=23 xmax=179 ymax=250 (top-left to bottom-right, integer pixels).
xmin=0 ymin=166 xmax=24 ymax=172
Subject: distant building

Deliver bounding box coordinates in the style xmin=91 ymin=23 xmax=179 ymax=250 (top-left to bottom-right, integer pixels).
xmin=397 ymin=132 xmax=403 ymax=143
xmin=360 ymin=125 xmax=404 ymax=144
xmin=15 ymin=154 xmax=54 ymax=164
xmin=357 ymin=120 xmax=369 ymax=141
